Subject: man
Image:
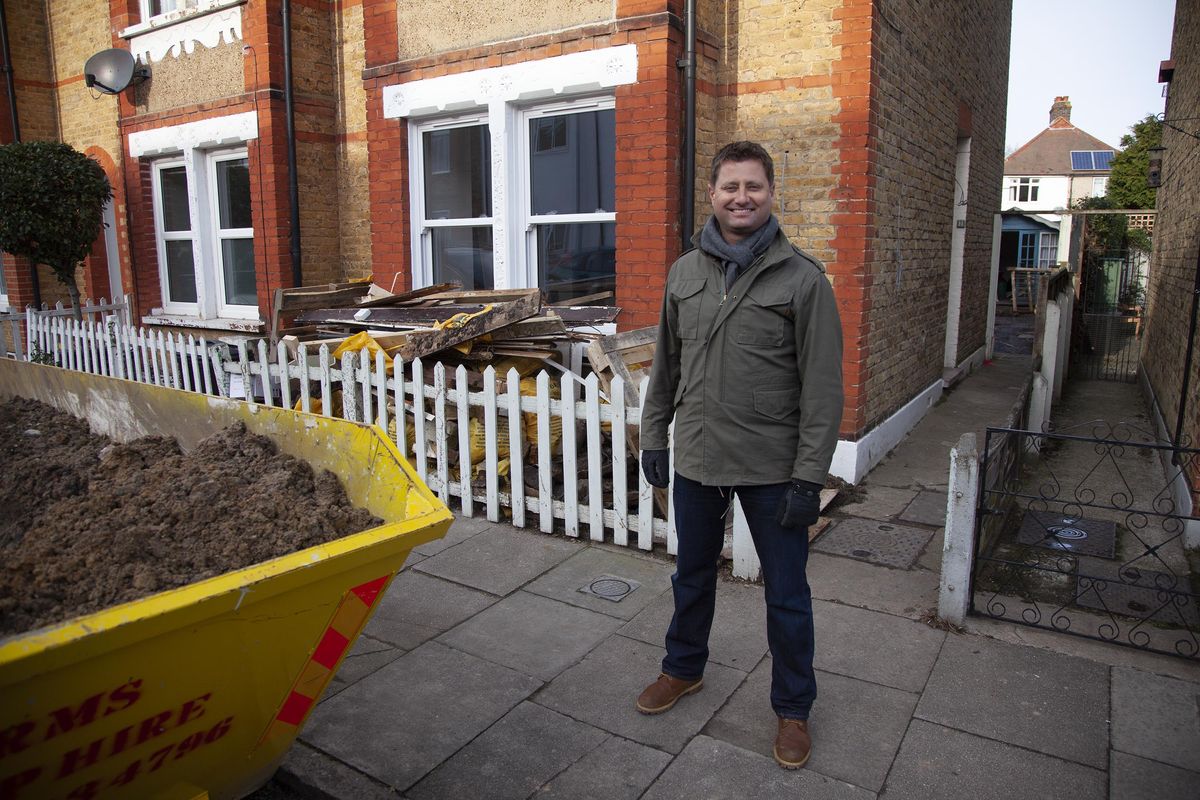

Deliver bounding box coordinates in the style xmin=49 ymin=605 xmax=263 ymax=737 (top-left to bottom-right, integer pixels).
xmin=637 ymin=141 xmax=843 ymax=770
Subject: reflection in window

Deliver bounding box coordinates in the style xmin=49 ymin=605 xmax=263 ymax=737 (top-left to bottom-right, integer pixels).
xmin=431 ymin=227 xmax=494 ymax=291
xmin=529 ymin=109 xmax=615 ymax=215
xmin=424 ymin=125 xmax=491 ymax=219
xmin=537 ymin=222 xmax=615 ymax=305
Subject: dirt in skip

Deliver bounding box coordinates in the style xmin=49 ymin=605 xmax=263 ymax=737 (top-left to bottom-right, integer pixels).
xmin=0 ymin=398 xmax=381 ymax=638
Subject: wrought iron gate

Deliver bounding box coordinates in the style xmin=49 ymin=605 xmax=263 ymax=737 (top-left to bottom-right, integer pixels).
xmin=1073 ymin=250 xmax=1145 ymax=382
xmin=970 ymin=424 xmax=1200 ymax=659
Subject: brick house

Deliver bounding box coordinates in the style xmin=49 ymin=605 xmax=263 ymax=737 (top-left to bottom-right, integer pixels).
xmin=1144 ymin=2 xmax=1200 ymax=535
xmin=1 ymin=0 xmax=1012 ymax=483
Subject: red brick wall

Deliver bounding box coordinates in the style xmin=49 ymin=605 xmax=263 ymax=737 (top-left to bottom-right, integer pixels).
xmin=361 ymin=7 xmax=682 ymax=328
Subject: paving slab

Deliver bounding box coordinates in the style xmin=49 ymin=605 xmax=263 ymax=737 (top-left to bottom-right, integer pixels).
xmin=531 ymin=734 xmax=673 ymax=800
xmin=1111 ymin=666 xmax=1200 ymax=772
xmin=808 ymin=552 xmax=939 ymax=618
xmin=324 ymin=634 xmax=405 ymax=700
xmin=406 ymin=701 xmax=608 ymax=800
xmin=534 ymin=634 xmax=746 ymax=754
xmin=413 ymin=512 xmax=492 ymax=557
xmin=704 ymin=657 xmax=916 ymax=793
xmin=834 ymin=485 xmax=917 ymax=520
xmin=882 ymin=719 xmax=1106 ymax=800
xmin=437 ymin=590 xmax=624 ymax=680
xmin=915 ymin=635 xmax=1110 ymax=769
xmin=619 ymin=578 xmax=770 ymax=672
xmin=813 ymin=600 xmax=944 ymax=692
xmin=641 ymin=735 xmax=874 ymax=800
xmin=364 ymin=569 xmax=496 ymax=650
xmin=522 ymin=546 xmax=675 ymax=620
xmin=915 ymin=529 xmax=944 ymax=573
xmin=300 ymin=641 xmax=541 ymax=792
xmin=899 ymin=490 xmax=948 ymax=526
xmin=1109 ymin=751 xmax=1200 ymax=800
xmin=278 ymin=742 xmax=395 ymax=800
xmin=413 ymin=523 xmax=583 ymax=595
xmin=812 ymin=518 xmax=934 ymax=569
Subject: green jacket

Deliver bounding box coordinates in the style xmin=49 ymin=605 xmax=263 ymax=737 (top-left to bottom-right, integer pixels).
xmin=640 ymin=228 xmax=844 ymax=486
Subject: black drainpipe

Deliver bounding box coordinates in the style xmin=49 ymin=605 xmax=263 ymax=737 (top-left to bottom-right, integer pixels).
xmin=679 ymin=0 xmax=696 ymax=252
xmin=0 ymin=0 xmax=19 ymax=143
xmin=0 ymin=1 xmax=38 ymax=307
xmin=282 ymin=0 xmax=302 ymax=288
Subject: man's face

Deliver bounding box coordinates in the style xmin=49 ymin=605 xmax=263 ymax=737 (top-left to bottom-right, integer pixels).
xmin=708 ymin=158 xmax=774 ymax=244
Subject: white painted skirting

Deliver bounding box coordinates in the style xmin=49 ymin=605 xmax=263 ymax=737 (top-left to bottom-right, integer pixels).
xmin=829 ymin=377 xmax=945 ymax=484
xmin=1139 ymin=370 xmax=1199 ymax=548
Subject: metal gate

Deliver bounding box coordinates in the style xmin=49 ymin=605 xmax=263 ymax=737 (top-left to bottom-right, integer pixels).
xmin=1073 ymin=250 xmax=1145 ymax=382
xmin=970 ymin=425 xmax=1200 ymax=660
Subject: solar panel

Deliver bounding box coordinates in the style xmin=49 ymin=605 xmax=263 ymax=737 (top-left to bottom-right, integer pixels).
xmin=1093 ymin=151 xmax=1114 ymax=170
xmin=1070 ymin=151 xmax=1093 ymax=170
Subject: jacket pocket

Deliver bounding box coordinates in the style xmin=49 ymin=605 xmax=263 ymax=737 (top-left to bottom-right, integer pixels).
xmin=671 ymin=279 xmax=707 ymax=340
xmin=735 ymin=286 xmax=794 ymax=346
xmin=753 ymin=386 xmax=800 ymax=420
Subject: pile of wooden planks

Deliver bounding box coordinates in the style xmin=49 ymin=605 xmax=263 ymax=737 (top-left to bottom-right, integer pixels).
xmin=272 ymin=282 xmax=619 ymax=365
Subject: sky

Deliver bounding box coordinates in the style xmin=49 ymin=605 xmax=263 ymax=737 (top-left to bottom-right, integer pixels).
xmin=1006 ymin=0 xmax=1177 ymax=153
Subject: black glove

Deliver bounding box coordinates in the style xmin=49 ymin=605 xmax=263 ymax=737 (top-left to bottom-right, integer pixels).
xmin=776 ymin=479 xmax=823 ymax=529
xmin=641 ymin=449 xmax=670 ymax=488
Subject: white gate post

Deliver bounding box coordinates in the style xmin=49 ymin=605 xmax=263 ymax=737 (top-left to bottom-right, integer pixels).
xmin=938 ymin=432 xmax=979 ymax=626
xmin=731 ymin=496 xmax=761 ymax=581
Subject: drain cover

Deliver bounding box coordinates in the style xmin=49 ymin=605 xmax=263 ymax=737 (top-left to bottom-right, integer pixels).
xmin=1017 ymin=511 xmax=1116 ymax=559
xmin=578 ymin=575 xmax=640 ymax=602
xmin=811 ymin=519 xmax=933 ymax=569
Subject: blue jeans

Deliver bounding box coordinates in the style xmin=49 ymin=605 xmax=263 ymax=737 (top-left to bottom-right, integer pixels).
xmin=663 ymin=473 xmax=816 ymax=720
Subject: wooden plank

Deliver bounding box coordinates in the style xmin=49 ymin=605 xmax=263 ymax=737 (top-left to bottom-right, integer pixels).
xmin=391 ymin=291 xmax=541 ymax=362
xmin=587 ymin=325 xmax=666 ymax=515
xmin=546 ymin=305 xmax=622 ymax=324
xmin=358 ymin=282 xmax=463 ymax=308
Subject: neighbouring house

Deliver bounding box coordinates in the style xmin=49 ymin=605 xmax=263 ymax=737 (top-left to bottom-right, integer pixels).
xmin=0 ymin=0 xmax=1012 ymax=483
xmin=1142 ymin=3 xmax=1200 ymax=539
xmin=999 ymin=96 xmax=1119 ymax=291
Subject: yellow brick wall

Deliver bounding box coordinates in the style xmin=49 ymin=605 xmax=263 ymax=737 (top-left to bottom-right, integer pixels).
xmin=8 ymin=0 xmax=60 ymax=142
xmin=395 ymin=0 xmax=612 ymax=59
xmin=332 ymin=2 xmax=371 ymax=278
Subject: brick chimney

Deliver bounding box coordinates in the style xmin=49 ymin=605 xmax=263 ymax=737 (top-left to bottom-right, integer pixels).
xmin=1049 ymin=96 xmax=1072 ymax=127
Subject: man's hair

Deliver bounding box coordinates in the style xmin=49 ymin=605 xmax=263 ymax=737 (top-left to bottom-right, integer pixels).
xmin=709 ymin=141 xmax=774 ymax=187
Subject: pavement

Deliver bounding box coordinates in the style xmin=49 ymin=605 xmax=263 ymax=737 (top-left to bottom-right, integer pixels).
xmin=263 ymin=322 xmax=1200 ymax=800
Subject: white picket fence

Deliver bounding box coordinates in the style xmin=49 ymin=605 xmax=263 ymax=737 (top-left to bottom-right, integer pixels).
xmin=15 ymin=309 xmax=769 ymax=570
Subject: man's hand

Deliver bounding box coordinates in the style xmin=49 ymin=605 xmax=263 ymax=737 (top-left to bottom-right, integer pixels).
xmin=776 ymin=480 xmax=823 ymax=529
xmin=641 ymin=449 xmax=671 ymax=488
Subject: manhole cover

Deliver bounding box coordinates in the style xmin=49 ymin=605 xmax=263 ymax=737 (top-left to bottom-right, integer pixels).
xmin=578 ymin=575 xmax=640 ymax=602
xmin=1017 ymin=511 xmax=1116 ymax=559
xmin=811 ymin=519 xmax=933 ymax=569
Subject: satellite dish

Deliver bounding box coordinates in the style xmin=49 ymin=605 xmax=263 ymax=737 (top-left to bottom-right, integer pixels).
xmin=83 ymin=49 xmax=150 ymax=95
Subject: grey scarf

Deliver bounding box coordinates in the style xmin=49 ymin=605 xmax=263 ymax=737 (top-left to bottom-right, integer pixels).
xmin=699 ymin=214 xmax=780 ymax=293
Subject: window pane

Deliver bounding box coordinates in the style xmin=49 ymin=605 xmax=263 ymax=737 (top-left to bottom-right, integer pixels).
xmin=216 ymin=158 xmax=252 ymax=230
xmin=431 ymin=227 xmax=493 ymax=290
xmin=529 ymin=109 xmax=616 ymax=215
xmin=159 ymin=167 xmax=191 ymax=232
xmin=537 ymin=222 xmax=615 ymax=304
xmin=165 ymin=240 xmax=197 ymax=303
xmin=423 ymin=126 xmax=491 ymax=219
xmin=221 ymin=238 xmax=257 ymax=306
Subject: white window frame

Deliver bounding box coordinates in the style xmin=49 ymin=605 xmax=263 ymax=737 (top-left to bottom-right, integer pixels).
xmin=1092 ymin=176 xmax=1109 ymax=197
xmin=149 ymin=147 xmax=257 ymax=320
xmin=206 ymin=150 xmax=256 ymax=316
xmin=150 ymin=157 xmax=198 ymax=315
xmin=1037 ymin=232 xmax=1059 ymax=268
xmin=1008 ymin=177 xmax=1039 ymax=203
xmin=409 ymin=112 xmax=493 ymax=291
xmin=517 ymin=97 xmax=616 ymax=293
xmin=385 ymin=45 xmax=637 ymax=296
xmin=130 ymin=112 xmax=259 ymax=326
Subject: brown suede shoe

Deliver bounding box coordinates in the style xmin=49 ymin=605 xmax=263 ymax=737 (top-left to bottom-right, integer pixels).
xmin=774 ymin=717 xmax=811 ymax=769
xmin=635 ymin=673 xmax=703 ymax=714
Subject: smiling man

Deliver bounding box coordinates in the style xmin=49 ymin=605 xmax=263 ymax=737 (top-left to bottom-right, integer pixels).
xmin=637 ymin=141 xmax=844 ymax=769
